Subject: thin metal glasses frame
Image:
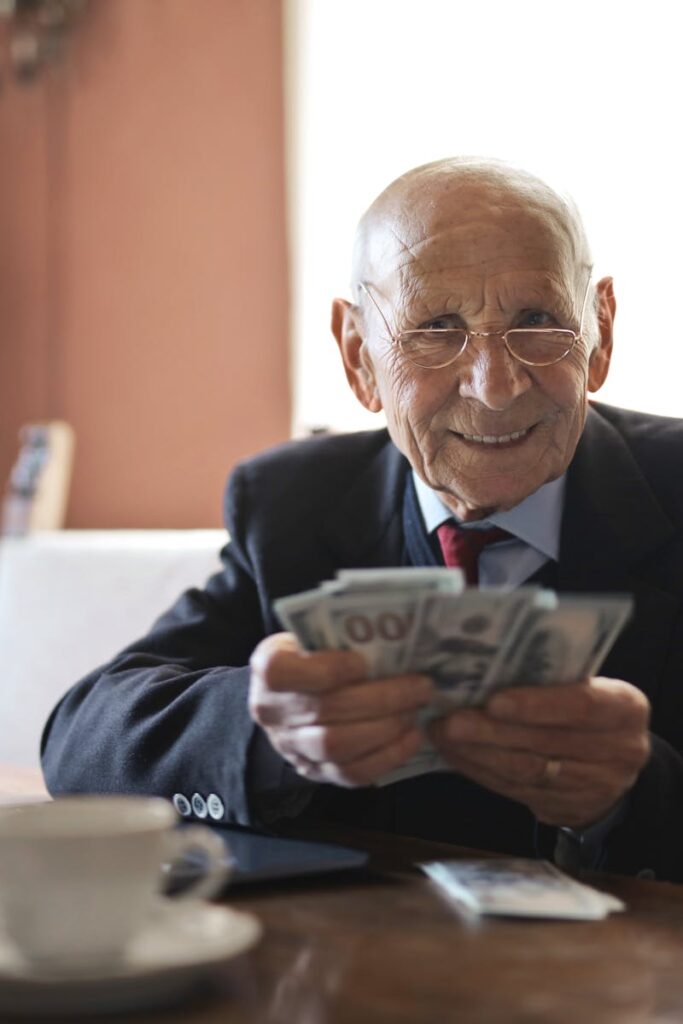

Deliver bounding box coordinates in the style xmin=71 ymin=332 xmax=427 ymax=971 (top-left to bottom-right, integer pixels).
xmin=357 ymin=272 xmax=594 ymax=369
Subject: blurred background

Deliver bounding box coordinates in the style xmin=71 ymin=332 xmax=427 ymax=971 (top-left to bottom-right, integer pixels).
xmin=1 ymin=0 xmax=681 ymax=529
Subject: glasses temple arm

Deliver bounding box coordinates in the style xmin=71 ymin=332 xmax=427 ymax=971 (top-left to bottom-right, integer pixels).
xmin=357 ymin=281 xmax=397 ymax=342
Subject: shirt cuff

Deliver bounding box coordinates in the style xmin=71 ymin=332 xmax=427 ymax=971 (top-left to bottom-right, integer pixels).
xmin=552 ymin=794 xmax=630 ymax=873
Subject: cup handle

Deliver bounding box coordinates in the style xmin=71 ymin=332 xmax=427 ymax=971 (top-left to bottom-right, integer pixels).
xmin=162 ymin=825 xmax=232 ymax=900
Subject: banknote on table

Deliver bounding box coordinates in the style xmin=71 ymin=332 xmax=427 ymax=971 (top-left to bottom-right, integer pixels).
xmin=421 ymin=858 xmax=625 ymax=919
xmin=273 ymin=570 xmax=633 ymax=785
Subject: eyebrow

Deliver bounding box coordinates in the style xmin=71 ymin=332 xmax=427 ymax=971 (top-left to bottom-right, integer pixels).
xmin=398 ymin=280 xmax=575 ymax=329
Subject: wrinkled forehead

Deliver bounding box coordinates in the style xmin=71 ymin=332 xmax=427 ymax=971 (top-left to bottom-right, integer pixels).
xmin=353 ymin=171 xmax=589 ymax=303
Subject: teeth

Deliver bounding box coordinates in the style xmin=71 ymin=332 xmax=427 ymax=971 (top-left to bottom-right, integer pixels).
xmin=461 ymin=428 xmax=530 ymax=444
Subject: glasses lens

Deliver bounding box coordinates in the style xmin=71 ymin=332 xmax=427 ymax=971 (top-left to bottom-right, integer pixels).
xmin=399 ymin=330 xmax=468 ymax=368
xmin=506 ymin=330 xmax=575 ymax=366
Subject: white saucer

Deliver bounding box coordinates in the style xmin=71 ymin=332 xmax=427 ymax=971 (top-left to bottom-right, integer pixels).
xmin=0 ymin=900 xmax=262 ymax=1016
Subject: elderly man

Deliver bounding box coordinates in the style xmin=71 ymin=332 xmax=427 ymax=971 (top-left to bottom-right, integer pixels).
xmin=42 ymin=159 xmax=683 ymax=881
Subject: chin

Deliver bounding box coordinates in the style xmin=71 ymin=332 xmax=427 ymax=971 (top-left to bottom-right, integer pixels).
xmin=438 ymin=471 xmax=549 ymax=517
xmin=434 ymin=439 xmax=566 ymax=504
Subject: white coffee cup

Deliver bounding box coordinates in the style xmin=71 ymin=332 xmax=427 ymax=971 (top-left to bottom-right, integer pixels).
xmin=0 ymin=795 xmax=230 ymax=966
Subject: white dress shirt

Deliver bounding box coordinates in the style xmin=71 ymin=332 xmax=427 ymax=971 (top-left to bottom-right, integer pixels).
xmin=412 ymin=470 xmax=566 ymax=585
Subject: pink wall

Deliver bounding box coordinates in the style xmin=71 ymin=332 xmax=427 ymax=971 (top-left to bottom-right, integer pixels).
xmin=0 ymin=0 xmax=290 ymax=527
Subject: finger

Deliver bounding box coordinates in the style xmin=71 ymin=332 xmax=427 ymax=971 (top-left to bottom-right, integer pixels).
xmin=439 ymin=745 xmax=634 ymax=825
xmin=250 ymin=634 xmax=367 ymax=694
xmin=435 ymin=709 xmax=651 ymax=768
xmin=304 ymin=727 xmax=425 ymax=788
xmin=486 ymin=677 xmax=650 ymax=731
xmin=275 ymin=711 xmax=419 ymax=765
xmin=441 ymin=742 xmax=619 ymax=792
xmin=249 ymin=688 xmax=320 ymax=728
xmin=251 ymin=670 xmax=433 ymax=727
xmin=302 ymin=675 xmax=433 ymax=726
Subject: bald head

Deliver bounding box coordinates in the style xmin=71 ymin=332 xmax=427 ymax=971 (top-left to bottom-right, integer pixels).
xmin=351 ymin=157 xmax=592 ymax=298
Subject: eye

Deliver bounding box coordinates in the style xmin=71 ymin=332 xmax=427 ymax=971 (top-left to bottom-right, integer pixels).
xmin=421 ymin=313 xmax=464 ymax=331
xmin=516 ymin=309 xmax=555 ymax=329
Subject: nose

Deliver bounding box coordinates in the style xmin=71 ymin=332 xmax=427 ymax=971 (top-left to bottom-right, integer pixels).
xmin=456 ymin=333 xmax=533 ymax=410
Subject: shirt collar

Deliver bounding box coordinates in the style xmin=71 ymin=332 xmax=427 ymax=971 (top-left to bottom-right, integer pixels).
xmin=412 ymin=469 xmax=565 ymax=562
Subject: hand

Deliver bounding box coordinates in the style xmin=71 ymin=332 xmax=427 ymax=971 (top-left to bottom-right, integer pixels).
xmin=249 ymin=633 xmax=433 ymax=787
xmin=428 ymin=677 xmax=651 ymax=828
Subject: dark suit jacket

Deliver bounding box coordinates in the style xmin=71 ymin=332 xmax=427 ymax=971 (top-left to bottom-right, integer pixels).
xmin=41 ymin=402 xmax=683 ymax=880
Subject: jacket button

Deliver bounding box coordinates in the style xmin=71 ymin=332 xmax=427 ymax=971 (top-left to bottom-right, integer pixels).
xmin=191 ymin=793 xmax=208 ymax=818
xmin=207 ymin=793 xmax=225 ymax=821
xmin=172 ymin=793 xmax=191 ymax=817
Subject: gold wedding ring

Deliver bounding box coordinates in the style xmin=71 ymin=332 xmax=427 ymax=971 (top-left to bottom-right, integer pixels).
xmin=543 ymin=759 xmax=563 ymax=782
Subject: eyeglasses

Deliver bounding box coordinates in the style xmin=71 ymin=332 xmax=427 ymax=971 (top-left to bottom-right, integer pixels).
xmin=357 ymin=271 xmax=593 ymax=370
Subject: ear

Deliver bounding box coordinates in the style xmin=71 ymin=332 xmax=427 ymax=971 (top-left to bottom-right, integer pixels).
xmin=331 ymin=298 xmax=383 ymax=413
xmin=587 ymin=276 xmax=615 ymax=392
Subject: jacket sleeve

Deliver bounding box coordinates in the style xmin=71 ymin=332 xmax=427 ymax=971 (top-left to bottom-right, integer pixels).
xmin=40 ymin=464 xmax=312 ymax=826
xmin=598 ymin=732 xmax=683 ymax=882
xmin=535 ymin=731 xmax=683 ymax=882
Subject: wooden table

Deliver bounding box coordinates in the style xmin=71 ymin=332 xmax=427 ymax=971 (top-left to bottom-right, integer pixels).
xmin=4 ymin=768 xmax=683 ymax=1022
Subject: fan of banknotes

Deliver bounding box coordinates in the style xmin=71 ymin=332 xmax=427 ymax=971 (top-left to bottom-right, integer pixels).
xmin=274 ymin=569 xmax=633 ymax=784
xmin=275 ymin=568 xmax=633 ymax=709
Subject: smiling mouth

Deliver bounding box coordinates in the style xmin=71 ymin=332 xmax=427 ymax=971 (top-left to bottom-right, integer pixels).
xmin=453 ymin=425 xmax=533 ymax=446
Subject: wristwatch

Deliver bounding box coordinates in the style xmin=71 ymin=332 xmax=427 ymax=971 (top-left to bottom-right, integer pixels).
xmin=553 ymin=826 xmax=585 ymax=874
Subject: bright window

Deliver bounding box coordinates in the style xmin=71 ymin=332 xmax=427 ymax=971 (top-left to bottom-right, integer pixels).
xmin=285 ymin=0 xmax=682 ymax=433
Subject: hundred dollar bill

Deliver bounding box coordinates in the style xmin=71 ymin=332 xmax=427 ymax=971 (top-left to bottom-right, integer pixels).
xmin=274 ymin=568 xmax=464 ymax=654
xmin=273 ymin=587 xmax=330 ymax=650
xmin=323 ymin=591 xmax=425 ymax=677
xmin=274 ymin=573 xmax=634 ymax=787
xmin=335 ymin=567 xmax=464 ymax=593
xmin=407 ymin=588 xmax=541 ymax=709
xmin=489 ymin=593 xmax=634 ymax=690
xmin=379 ymin=590 xmax=633 ymax=785
xmin=421 ymin=859 xmax=625 ymax=919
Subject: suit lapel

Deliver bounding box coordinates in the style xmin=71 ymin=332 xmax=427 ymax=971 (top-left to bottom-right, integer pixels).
xmin=559 ymin=406 xmax=672 ymax=588
xmin=266 ymin=432 xmax=410 ymax=625
xmin=320 ymin=433 xmax=409 ymax=569
xmin=558 ymin=405 xmax=677 ymax=699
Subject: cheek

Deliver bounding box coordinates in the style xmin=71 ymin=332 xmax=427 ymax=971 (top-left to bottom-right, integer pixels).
xmin=374 ymin=352 xmax=419 ymax=414
xmin=543 ymin=353 xmax=590 ymax=420
xmin=378 ymin=363 xmax=452 ymax=436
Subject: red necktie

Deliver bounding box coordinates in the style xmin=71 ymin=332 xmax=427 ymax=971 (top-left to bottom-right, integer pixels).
xmin=436 ymin=521 xmax=511 ymax=585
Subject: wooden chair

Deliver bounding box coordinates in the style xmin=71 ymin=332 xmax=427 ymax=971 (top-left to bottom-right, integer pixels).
xmin=2 ymin=421 xmax=75 ymax=535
